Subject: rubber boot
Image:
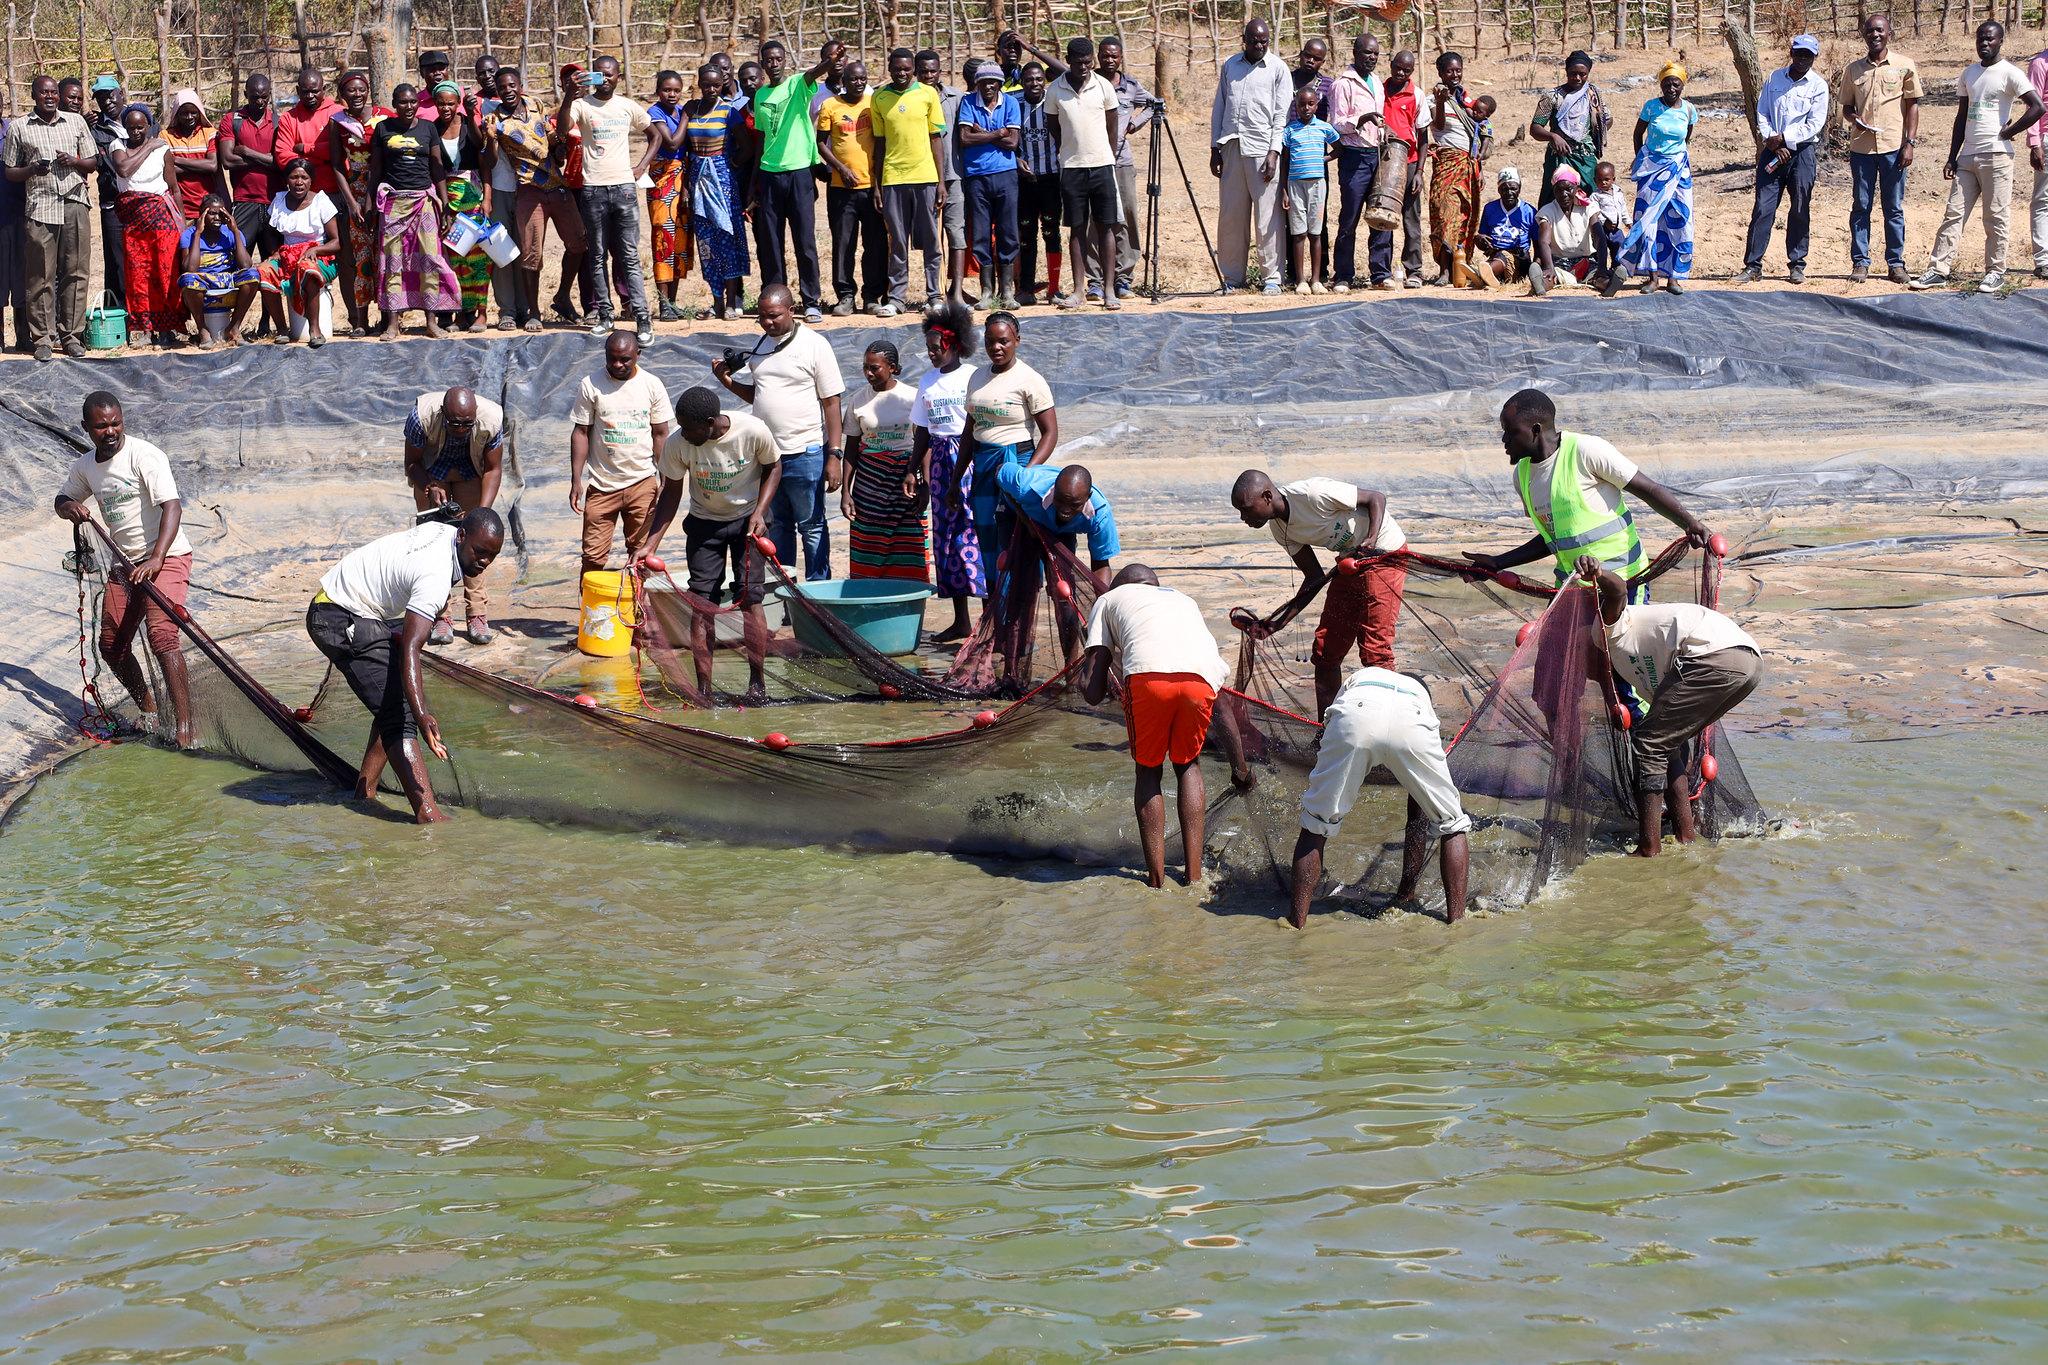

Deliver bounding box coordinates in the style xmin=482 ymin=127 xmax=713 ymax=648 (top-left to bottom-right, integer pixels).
xmin=998 ymin=262 xmax=1017 ymax=309
xmin=1047 ymin=251 xmax=1063 ymax=300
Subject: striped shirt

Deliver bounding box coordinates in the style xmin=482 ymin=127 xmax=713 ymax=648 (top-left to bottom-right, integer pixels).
xmin=1018 ymin=95 xmax=1058 ymax=177
xmin=0 ymin=110 xmax=94 ymax=225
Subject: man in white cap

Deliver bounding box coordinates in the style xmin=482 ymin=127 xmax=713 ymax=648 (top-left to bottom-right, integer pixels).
xmin=1735 ymin=34 xmax=1831 ymax=285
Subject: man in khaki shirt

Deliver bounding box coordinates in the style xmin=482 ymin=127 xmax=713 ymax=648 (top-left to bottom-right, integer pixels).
xmin=1835 ymin=14 xmax=1922 ymax=283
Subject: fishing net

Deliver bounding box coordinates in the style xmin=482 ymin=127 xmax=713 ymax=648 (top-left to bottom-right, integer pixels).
xmin=66 ymin=496 xmax=1768 ymax=915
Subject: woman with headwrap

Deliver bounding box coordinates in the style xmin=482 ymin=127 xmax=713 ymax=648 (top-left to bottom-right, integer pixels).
xmin=366 ymin=82 xmax=461 ymax=337
xmin=1607 ymin=62 xmax=1698 ymax=296
xmin=1529 ymin=51 xmax=1609 ymax=209
xmin=162 ymin=90 xmax=221 ymax=218
xmin=107 ymin=104 xmax=188 ymax=346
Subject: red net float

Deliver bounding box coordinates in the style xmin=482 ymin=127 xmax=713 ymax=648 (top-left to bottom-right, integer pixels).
xmin=1515 ymin=622 xmax=1536 ymax=647
xmin=641 ymin=555 xmax=666 ymax=574
xmin=1611 ymin=703 xmax=1631 ymax=731
xmin=971 ymin=710 xmax=997 ymax=729
xmin=1050 ymin=576 xmax=1072 ymax=602
xmin=752 ymin=535 xmax=779 ymax=560
xmin=573 ymin=693 xmax=597 ymax=708
xmin=1335 ymin=556 xmax=1366 ymax=577
xmin=292 ymin=706 xmax=316 ymax=722
xmin=761 ymin=731 xmax=793 ymax=750
xmin=1700 ymin=752 xmax=1720 ymax=782
xmin=1707 ymin=532 xmax=1728 ymax=558
xmin=878 ymin=684 xmax=902 ymax=700
xmin=1495 ymin=570 xmax=1523 ymax=590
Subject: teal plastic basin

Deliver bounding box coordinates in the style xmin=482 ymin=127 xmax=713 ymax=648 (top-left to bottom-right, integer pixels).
xmin=775 ymin=579 xmax=933 ymax=657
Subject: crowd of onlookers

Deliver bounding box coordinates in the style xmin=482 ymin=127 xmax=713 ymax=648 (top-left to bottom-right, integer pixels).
xmin=5 ymin=15 xmax=2047 ymax=362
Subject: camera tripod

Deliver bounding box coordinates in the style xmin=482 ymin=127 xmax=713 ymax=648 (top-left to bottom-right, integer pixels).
xmin=1138 ymin=100 xmax=1229 ymax=301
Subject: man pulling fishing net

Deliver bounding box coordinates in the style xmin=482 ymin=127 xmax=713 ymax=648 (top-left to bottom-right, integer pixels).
xmin=306 ymin=504 xmax=504 ymax=823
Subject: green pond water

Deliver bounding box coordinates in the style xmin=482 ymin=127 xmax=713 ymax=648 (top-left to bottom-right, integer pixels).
xmin=3 ymin=724 xmax=2045 ymax=1360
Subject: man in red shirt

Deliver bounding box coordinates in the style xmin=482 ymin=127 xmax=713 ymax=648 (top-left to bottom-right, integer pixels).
xmin=215 ymin=72 xmax=280 ymax=257
xmin=272 ymin=67 xmax=340 ymax=195
xmin=1369 ymin=49 xmax=1423 ymax=288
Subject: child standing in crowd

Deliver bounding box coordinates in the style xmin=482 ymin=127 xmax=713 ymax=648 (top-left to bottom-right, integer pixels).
xmin=1283 ymin=84 xmax=1340 ymax=295
xmin=1588 ymin=159 xmax=1631 ymax=282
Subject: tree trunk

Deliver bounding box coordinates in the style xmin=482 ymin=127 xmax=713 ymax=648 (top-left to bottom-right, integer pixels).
xmin=1724 ymin=19 xmax=1764 ymax=151
xmin=366 ymin=0 xmax=415 ymax=98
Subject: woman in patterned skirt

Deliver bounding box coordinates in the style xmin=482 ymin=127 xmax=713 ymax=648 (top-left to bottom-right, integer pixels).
xmin=843 ymin=341 xmax=929 ymax=582
xmin=909 ymin=300 xmax=982 ymax=641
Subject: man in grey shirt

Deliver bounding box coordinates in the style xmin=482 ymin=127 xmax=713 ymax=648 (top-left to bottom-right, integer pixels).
xmin=1209 ymin=19 xmax=1292 ymax=293
xmin=1096 ymin=36 xmax=1154 ymax=297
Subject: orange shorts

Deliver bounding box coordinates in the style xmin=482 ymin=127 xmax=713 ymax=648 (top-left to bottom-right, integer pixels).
xmin=1122 ymin=672 xmax=1217 ymax=768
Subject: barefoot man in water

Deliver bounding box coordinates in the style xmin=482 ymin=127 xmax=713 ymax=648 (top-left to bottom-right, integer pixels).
xmin=305 ymin=506 xmax=503 ymax=823
xmin=1232 ymin=468 xmax=1408 ymax=718
xmin=1077 ymin=563 xmax=1252 ymax=888
xmin=1578 ymin=554 xmax=1763 ymax=857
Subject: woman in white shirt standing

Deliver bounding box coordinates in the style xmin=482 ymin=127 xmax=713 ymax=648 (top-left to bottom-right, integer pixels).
xmin=107 ymin=105 xmax=187 ymax=347
xmin=908 ymin=301 xmax=982 ymax=641
xmin=257 ymin=157 xmax=342 ymax=345
xmin=843 ymin=340 xmax=929 ymax=584
xmin=1578 ymin=554 xmax=1764 ymax=857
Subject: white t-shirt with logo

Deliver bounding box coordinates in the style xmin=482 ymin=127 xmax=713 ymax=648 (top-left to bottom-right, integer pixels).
xmin=1605 ymin=602 xmax=1759 ymax=698
xmin=567 ymin=94 xmax=652 ymax=186
xmin=658 ymin=410 xmax=781 ymax=521
xmin=319 ymin=522 xmax=461 ymax=622
xmin=570 ymin=368 xmax=675 ymax=492
xmin=910 ymin=362 xmax=973 ymax=438
xmin=852 ymin=383 xmax=916 ymax=455
xmin=1270 ymin=477 xmax=1407 ymax=556
xmin=1083 ymin=582 xmax=1231 ymax=690
xmin=966 ymin=361 xmax=1055 ymax=447
xmin=742 ymin=324 xmax=846 ymax=454
xmin=61 ymin=436 xmax=193 ymax=560
xmin=1959 ymin=59 xmax=2032 ymax=158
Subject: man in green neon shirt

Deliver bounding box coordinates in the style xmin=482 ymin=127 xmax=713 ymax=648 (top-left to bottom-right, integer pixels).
xmin=752 ymin=36 xmax=844 ymax=323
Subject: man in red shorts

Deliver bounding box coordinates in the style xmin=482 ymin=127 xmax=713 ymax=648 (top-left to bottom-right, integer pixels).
xmin=1231 ymin=468 xmax=1407 ymax=718
xmin=1079 ymin=564 xmax=1252 ymax=888
xmin=54 ymin=390 xmax=195 ymax=744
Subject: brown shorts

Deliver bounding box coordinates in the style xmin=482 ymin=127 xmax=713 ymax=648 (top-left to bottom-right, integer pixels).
xmin=581 ymin=475 xmax=658 ymax=573
xmin=515 ymin=185 xmax=586 ymax=259
xmin=102 ymin=551 xmax=193 ymax=657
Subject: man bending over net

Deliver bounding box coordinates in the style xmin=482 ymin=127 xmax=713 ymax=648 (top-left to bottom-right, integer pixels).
xmin=1578 ymin=554 xmax=1764 ymax=858
xmin=1292 ymin=667 xmax=1470 ymax=927
xmin=1077 ymin=564 xmax=1252 ymax=889
xmin=306 ymin=506 xmax=504 ymax=823
xmin=1232 ymin=468 xmax=1407 ymax=717
xmin=641 ymin=386 xmax=781 ymax=705
xmin=993 ymin=461 xmax=1118 ymax=682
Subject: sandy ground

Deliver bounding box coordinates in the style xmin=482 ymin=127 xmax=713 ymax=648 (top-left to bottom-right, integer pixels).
xmin=16 ymin=25 xmax=2048 ymax=368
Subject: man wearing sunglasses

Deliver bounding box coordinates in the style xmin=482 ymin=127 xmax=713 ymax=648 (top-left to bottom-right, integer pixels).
xmin=403 ymin=386 xmax=508 ymax=645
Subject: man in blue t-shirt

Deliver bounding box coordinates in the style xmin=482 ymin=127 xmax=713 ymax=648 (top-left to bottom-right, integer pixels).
xmin=957 ymin=62 xmax=1023 ymax=308
xmin=1477 ymin=165 xmax=1536 ymax=282
xmin=992 ymin=460 xmax=1120 ymax=681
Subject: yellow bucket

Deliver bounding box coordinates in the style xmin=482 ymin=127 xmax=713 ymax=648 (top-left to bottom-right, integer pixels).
xmin=577 ymin=569 xmax=641 ymax=657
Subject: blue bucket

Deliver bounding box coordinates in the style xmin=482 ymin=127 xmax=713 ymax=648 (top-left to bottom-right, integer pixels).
xmin=775 ymin=580 xmax=933 ymax=657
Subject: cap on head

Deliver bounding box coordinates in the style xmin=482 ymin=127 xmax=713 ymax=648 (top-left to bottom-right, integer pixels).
xmin=1790 ymin=33 xmax=1820 ymax=55
xmin=90 ymin=75 xmax=121 ymax=93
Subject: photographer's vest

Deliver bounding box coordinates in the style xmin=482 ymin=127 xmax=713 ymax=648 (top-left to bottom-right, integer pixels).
xmin=1515 ymin=432 xmax=1644 ymax=585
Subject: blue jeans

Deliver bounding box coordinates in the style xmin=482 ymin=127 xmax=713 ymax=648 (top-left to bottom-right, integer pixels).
xmin=576 ymin=183 xmax=648 ymax=322
xmin=1849 ymin=149 xmax=1907 ymax=269
xmin=1744 ymin=142 xmax=1818 ymax=269
xmin=769 ymin=446 xmax=831 ymax=581
xmin=1332 ymin=143 xmax=1380 ymax=285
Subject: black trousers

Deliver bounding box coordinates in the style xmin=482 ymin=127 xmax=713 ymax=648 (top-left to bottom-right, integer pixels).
xmin=753 ymin=167 xmax=822 ymax=309
xmin=1017 ymin=169 xmax=1063 ymax=299
xmin=98 ymin=204 xmax=126 ymax=303
xmin=827 ymin=184 xmax=887 ymax=307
